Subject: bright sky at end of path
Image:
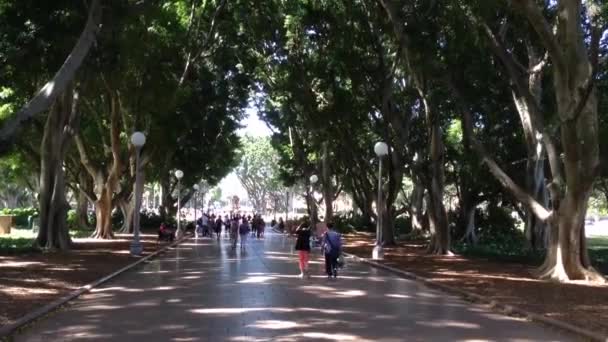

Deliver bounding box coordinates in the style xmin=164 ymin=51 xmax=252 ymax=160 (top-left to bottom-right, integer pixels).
xmin=220 ymin=106 xmax=271 ymax=200
xmin=237 ymin=106 xmax=272 ymax=137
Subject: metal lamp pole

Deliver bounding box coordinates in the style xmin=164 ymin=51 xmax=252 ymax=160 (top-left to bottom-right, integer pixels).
xmin=175 ymin=170 xmax=184 ymax=239
xmin=309 ymin=174 xmax=318 ymax=235
xmin=130 ymin=132 xmax=146 ymax=256
xmin=373 ymin=141 xmax=388 ymax=260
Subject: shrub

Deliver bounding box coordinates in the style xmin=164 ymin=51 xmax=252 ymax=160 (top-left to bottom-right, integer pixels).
xmin=0 ymin=207 xmax=38 ymax=228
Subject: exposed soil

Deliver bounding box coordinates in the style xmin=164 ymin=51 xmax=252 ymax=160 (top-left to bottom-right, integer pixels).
xmin=343 ymin=233 xmax=608 ymax=338
xmin=0 ymin=230 xmax=174 ymax=327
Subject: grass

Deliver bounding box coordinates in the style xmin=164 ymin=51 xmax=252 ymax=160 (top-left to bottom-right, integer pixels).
xmin=451 ymin=236 xmax=608 ymax=275
xmin=0 ymin=227 xmax=94 ymax=254
xmin=0 ymin=229 xmax=37 ymax=254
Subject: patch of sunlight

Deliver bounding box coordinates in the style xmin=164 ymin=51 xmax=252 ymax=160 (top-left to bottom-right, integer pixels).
xmin=435 ymin=271 xmax=541 ymax=283
xmin=264 ymin=255 xmax=291 ymax=260
xmin=159 ymin=324 xmax=187 ymax=330
xmin=138 ymin=270 xmax=170 ymax=274
xmin=0 ymin=261 xmax=44 ymax=267
xmin=91 ymin=286 xmax=141 ymax=293
xmin=298 ymin=285 xmax=336 ymax=292
xmin=191 ymin=307 xmax=294 ymax=315
xmin=298 ymin=308 xmax=354 ymax=315
xmin=0 ymin=287 xmax=59 ymax=296
xmin=247 ymin=320 xmax=303 ymax=330
xmin=66 ymin=332 xmax=114 ymax=339
xmin=418 ymin=320 xmax=480 ymax=329
xmin=153 ymin=286 xmax=176 ymax=291
xmin=166 ymin=298 xmax=182 ymax=303
xmin=333 ymin=289 xmax=366 ymax=298
xmin=299 ymin=332 xmax=366 ymax=341
xmin=230 ymin=337 xmax=267 ymax=342
xmin=386 ymin=293 xmax=411 ymax=299
xmin=265 ymin=251 xmax=292 ymax=256
xmin=237 ymin=276 xmax=276 ymax=284
xmin=131 ymin=300 xmax=158 ymax=307
xmin=78 ymin=304 xmax=122 ymax=311
xmin=417 ymin=291 xmax=439 ymax=298
xmin=180 ymin=275 xmax=201 ymax=280
xmin=172 ymin=338 xmax=198 ymax=342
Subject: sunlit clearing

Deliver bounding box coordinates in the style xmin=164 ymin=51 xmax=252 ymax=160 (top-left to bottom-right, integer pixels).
xmin=418 ymin=320 xmax=480 ymax=329
xmin=237 ymin=276 xmax=276 ymax=284
xmin=247 ymin=320 xmax=302 ymax=330
xmin=386 ymin=294 xmax=411 ymax=299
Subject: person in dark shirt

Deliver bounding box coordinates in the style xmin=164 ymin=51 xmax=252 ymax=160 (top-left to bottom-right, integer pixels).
xmin=295 ymin=222 xmax=312 ymax=278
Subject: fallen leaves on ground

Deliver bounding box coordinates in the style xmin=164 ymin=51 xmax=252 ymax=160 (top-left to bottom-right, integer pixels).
xmin=343 ymin=233 xmax=608 ymax=337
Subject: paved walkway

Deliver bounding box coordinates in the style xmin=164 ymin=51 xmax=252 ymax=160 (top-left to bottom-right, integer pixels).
xmin=16 ymin=232 xmax=576 ymax=341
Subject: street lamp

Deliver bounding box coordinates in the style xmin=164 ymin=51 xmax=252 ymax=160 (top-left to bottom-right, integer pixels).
xmin=309 ymin=174 xmax=318 ymax=236
xmin=193 ymin=184 xmax=199 ymax=237
xmin=175 ymin=169 xmax=184 ymax=239
xmin=130 ymin=132 xmax=146 ymax=256
xmin=373 ymin=141 xmax=389 ymax=260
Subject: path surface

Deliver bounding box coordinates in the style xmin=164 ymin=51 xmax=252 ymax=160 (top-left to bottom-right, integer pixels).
xmin=16 ymin=232 xmax=576 ymax=341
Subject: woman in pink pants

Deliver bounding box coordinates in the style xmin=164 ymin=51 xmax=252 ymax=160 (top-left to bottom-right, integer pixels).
xmin=294 ymin=223 xmax=312 ymax=278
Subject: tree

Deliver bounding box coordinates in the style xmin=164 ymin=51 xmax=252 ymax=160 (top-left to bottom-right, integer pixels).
xmin=236 ymin=135 xmax=282 ymax=214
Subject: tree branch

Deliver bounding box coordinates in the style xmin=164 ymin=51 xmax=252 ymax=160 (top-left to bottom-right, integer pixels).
xmin=0 ymin=0 xmax=102 ymax=151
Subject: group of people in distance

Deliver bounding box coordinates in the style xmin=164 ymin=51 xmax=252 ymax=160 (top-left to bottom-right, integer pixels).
xmin=196 ymin=212 xmax=266 ymax=250
xmin=294 ymin=221 xmax=342 ymax=280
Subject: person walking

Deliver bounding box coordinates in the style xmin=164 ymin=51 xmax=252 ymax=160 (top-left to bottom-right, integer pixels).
xmin=214 ymin=215 xmax=222 ymax=240
xmin=230 ymin=217 xmax=239 ymax=249
xmin=322 ymin=223 xmax=342 ymax=279
xmin=294 ymin=222 xmax=312 ymax=278
xmin=239 ymin=217 xmax=250 ymax=250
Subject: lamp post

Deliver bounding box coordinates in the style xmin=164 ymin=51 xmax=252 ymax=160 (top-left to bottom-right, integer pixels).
xmin=130 ymin=132 xmax=146 ymax=256
xmin=373 ymin=141 xmax=389 ymax=260
xmin=309 ymin=174 xmax=318 ymax=235
xmin=175 ymin=169 xmax=184 ymax=239
xmin=193 ymin=184 xmax=199 ymax=231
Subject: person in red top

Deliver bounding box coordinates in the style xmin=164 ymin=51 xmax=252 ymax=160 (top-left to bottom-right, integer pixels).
xmin=158 ymin=222 xmax=174 ymax=242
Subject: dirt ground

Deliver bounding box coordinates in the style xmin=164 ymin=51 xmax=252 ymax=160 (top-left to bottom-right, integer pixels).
xmin=0 ymin=231 xmax=174 ymax=327
xmin=343 ymin=233 xmax=608 ymax=337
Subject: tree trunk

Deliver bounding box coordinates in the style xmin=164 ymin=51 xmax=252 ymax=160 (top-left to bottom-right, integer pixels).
xmin=76 ymin=187 xmax=89 ymax=229
xmin=409 ymin=175 xmax=425 ymax=234
xmin=36 ymin=89 xmax=79 ymax=250
xmin=422 ymin=97 xmax=451 ymax=255
xmin=462 ymin=205 xmax=478 ymax=245
xmin=117 ymin=197 xmax=134 ymax=234
xmin=92 ymin=186 xmax=114 ymax=239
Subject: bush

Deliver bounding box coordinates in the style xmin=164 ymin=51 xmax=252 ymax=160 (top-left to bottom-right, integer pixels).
xmin=0 ymin=207 xmax=38 ymax=228
xmin=394 ymin=216 xmax=411 ymax=236
xmin=140 ymin=209 xmax=166 ymax=228
xmin=453 ymin=204 xmax=543 ymax=263
xmin=330 ymin=213 xmax=374 ymax=233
